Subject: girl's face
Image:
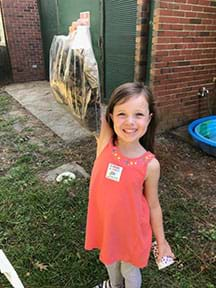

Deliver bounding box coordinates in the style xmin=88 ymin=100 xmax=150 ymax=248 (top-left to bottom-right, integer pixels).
xmin=111 ymin=94 xmax=152 ymax=145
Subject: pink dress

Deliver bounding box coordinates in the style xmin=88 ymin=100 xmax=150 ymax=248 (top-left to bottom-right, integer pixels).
xmin=85 ymin=139 xmax=155 ymax=268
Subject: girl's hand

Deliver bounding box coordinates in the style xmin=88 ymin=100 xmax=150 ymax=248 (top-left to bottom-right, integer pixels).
xmin=96 ymin=109 xmax=113 ymax=157
xmin=157 ymin=239 xmax=175 ymax=262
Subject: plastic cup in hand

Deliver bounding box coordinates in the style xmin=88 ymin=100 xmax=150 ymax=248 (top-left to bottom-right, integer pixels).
xmin=152 ymin=241 xmax=175 ymax=270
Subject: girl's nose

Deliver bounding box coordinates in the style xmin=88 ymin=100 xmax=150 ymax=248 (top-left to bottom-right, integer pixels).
xmin=126 ymin=116 xmax=135 ymax=124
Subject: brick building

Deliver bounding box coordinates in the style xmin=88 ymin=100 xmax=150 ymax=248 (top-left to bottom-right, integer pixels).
xmin=136 ymin=0 xmax=216 ymax=130
xmin=0 ymin=0 xmax=216 ymax=130
xmin=0 ymin=0 xmax=45 ymax=82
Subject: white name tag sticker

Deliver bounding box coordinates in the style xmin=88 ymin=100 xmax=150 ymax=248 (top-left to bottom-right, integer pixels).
xmin=105 ymin=163 xmax=123 ymax=182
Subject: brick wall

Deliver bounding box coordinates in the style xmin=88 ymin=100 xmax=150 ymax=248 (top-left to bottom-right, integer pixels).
xmin=150 ymin=0 xmax=216 ymax=130
xmin=1 ymin=0 xmax=45 ymax=82
xmin=135 ymin=0 xmax=150 ymax=81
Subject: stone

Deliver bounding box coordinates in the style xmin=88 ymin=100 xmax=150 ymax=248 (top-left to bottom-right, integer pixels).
xmin=41 ymin=162 xmax=89 ymax=182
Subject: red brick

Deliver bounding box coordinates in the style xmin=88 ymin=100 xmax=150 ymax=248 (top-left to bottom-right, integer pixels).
xmin=149 ymin=0 xmax=215 ymax=129
xmin=1 ymin=0 xmax=45 ymax=82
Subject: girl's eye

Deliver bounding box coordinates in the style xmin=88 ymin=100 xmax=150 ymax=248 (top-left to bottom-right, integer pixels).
xmin=117 ymin=113 xmax=126 ymax=117
xmin=136 ymin=113 xmax=145 ymax=117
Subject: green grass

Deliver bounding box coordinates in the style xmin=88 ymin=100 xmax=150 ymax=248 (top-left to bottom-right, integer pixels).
xmin=0 ymin=172 xmax=100 ymax=288
xmin=0 ymin=92 xmax=215 ymax=287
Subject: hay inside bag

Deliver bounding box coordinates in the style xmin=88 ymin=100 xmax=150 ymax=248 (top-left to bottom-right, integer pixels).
xmin=50 ymin=20 xmax=100 ymax=133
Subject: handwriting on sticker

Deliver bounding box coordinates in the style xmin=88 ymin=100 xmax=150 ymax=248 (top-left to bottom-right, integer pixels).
xmin=105 ymin=163 xmax=123 ymax=182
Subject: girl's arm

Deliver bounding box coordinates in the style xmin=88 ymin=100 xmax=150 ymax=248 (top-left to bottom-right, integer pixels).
xmin=144 ymin=159 xmax=175 ymax=261
xmin=95 ymin=108 xmax=113 ymax=157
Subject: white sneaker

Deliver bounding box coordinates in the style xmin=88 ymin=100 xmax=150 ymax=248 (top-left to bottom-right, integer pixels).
xmin=94 ymin=279 xmax=112 ymax=288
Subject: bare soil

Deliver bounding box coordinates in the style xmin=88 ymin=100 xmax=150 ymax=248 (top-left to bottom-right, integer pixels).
xmin=156 ymin=133 xmax=216 ymax=215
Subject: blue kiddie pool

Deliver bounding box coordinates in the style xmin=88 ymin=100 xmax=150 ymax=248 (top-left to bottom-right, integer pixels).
xmin=188 ymin=115 xmax=216 ymax=157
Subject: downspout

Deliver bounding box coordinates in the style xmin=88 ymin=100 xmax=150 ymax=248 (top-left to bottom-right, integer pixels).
xmin=99 ymin=0 xmax=105 ymax=101
xmin=145 ymin=0 xmax=155 ymax=86
xmin=56 ymin=0 xmax=60 ymax=34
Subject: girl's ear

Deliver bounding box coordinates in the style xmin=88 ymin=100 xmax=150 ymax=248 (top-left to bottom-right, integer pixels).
xmin=148 ymin=113 xmax=153 ymax=124
xmin=109 ymin=113 xmax=113 ymax=121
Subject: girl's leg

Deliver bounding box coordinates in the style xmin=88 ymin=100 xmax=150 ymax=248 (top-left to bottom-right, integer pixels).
xmin=120 ymin=261 xmax=141 ymax=288
xmin=105 ymin=261 xmax=124 ymax=288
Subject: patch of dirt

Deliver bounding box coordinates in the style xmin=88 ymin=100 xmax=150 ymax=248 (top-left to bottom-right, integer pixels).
xmin=0 ymin=91 xmax=96 ymax=175
xmin=156 ymin=133 xmax=216 ymax=214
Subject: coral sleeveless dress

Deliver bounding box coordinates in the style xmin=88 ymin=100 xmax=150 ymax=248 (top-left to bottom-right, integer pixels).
xmin=85 ymin=139 xmax=155 ymax=268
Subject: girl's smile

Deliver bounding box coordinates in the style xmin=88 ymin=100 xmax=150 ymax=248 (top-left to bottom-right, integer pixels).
xmin=111 ymin=94 xmax=152 ymax=146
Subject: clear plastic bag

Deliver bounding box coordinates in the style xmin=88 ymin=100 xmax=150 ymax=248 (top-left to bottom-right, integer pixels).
xmin=50 ymin=15 xmax=101 ymax=133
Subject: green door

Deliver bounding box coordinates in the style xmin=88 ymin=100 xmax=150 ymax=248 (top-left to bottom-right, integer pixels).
xmin=104 ymin=0 xmax=137 ymax=99
xmin=39 ymin=0 xmax=102 ymax=79
xmin=39 ymin=0 xmax=137 ymax=99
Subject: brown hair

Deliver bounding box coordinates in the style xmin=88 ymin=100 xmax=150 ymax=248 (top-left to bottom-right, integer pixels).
xmin=105 ymin=82 xmax=158 ymax=153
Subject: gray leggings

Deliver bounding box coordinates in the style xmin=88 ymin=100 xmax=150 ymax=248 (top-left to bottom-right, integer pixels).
xmin=105 ymin=261 xmax=142 ymax=288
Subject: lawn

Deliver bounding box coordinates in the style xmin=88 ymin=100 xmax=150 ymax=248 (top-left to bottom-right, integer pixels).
xmin=0 ymin=91 xmax=215 ymax=288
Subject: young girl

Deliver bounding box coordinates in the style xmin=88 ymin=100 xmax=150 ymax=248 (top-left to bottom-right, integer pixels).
xmin=85 ymin=82 xmax=174 ymax=288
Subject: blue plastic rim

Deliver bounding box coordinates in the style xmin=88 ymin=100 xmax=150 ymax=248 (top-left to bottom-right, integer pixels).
xmin=195 ymin=120 xmax=216 ymax=144
xmin=188 ymin=115 xmax=216 ymax=156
